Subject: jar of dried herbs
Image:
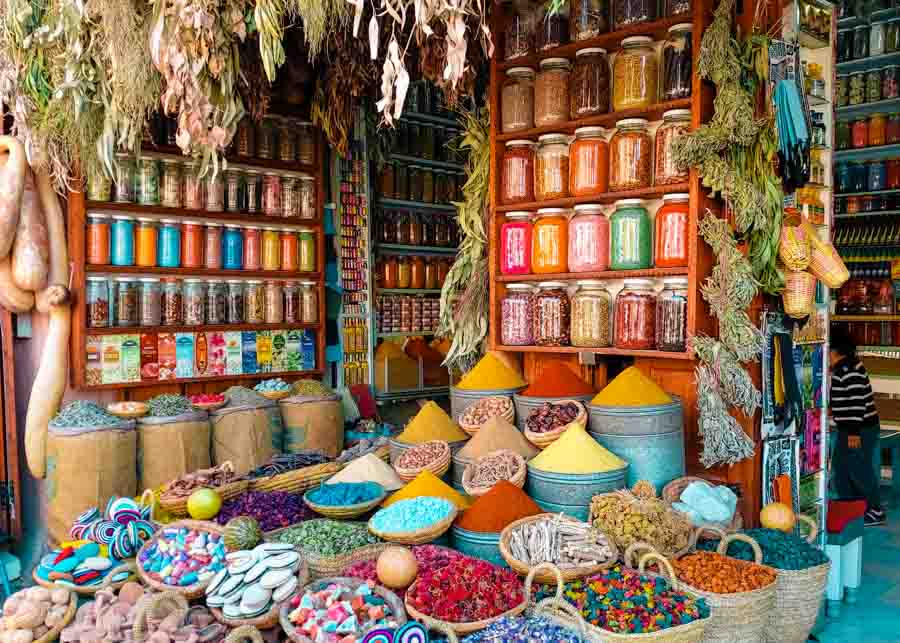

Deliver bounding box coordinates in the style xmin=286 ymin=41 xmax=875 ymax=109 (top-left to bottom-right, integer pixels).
xmin=536 ymin=133 xmax=571 ymax=201
xmin=184 ymin=279 xmax=206 ymax=326
xmin=505 ymin=6 xmax=533 ymax=60
xmin=663 ymin=24 xmax=693 ymax=100
xmin=297 ymin=122 xmax=316 ymax=165
xmin=613 ymin=36 xmax=658 ymax=111
xmin=206 ymin=280 xmax=226 ymax=325
xmin=614 ymin=0 xmax=656 ymax=29
xmin=301 ymin=281 xmax=318 ymax=323
xmin=571 ymin=280 xmax=612 ymax=347
xmin=136 ymin=155 xmax=160 ymax=205
xmin=227 ymin=280 xmax=244 ymax=323
xmin=161 ymin=278 xmax=183 ymax=326
xmin=537 ymin=4 xmax=569 ymax=50
xmin=283 ymin=281 xmax=300 ymax=322
xmin=244 ymin=280 xmax=265 ymax=324
xmin=87 ymin=276 xmax=110 ymax=328
xmin=160 ymin=159 xmax=183 ymax=208
xmin=265 ymin=281 xmax=284 ymax=323
xmin=655 ymin=109 xmax=691 ymax=185
xmin=533 ymin=281 xmax=571 ymax=346
xmin=570 ymin=0 xmax=609 ymax=40
xmin=256 ymin=118 xmax=276 ymax=159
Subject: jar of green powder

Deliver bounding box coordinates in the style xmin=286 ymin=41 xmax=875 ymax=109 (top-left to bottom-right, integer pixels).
xmin=609 ymin=199 xmax=651 ymax=270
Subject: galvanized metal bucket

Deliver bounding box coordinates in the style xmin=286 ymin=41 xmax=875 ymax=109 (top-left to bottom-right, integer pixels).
xmin=588 ymin=398 xmax=683 ymax=436
xmin=450 ymin=385 xmax=526 ymax=423
xmin=513 ymin=393 xmax=595 ymax=432
xmin=525 ymin=463 xmax=628 ymax=517
xmin=450 ymin=526 xmax=506 ymax=567
xmin=451 ymin=452 xmax=472 ymax=493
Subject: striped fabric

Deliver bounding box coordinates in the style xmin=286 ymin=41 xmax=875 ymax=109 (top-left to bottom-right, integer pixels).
xmin=831 ymin=357 xmax=879 ymax=435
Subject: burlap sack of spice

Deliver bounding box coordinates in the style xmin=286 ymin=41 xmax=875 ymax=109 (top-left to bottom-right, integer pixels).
xmin=136 ymin=411 xmax=211 ymax=490
xmin=280 ymin=394 xmax=344 ymax=457
xmin=46 ymin=422 xmax=137 ymax=545
xmin=210 ymin=403 xmax=275 ymax=476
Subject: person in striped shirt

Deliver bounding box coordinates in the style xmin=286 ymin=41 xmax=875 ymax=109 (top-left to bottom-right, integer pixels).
xmin=830 ymin=325 xmax=884 ymax=526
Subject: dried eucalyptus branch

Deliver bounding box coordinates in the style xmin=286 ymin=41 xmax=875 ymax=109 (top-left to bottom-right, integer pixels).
xmin=696 ymin=363 xmax=757 ymax=468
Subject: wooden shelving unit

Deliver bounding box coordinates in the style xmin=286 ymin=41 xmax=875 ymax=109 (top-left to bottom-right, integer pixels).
xmin=85 ymin=200 xmax=322 ymax=228
xmin=85 ymin=265 xmax=321 ymax=280
xmin=86 ymin=322 xmax=320 ymax=336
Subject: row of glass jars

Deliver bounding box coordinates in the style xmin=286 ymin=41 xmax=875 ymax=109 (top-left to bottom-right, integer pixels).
xmin=502 ymin=111 xmax=690 ymax=205
xmin=501 ymin=194 xmax=689 ymax=275
xmin=87 ymin=155 xmax=316 ymax=219
xmin=835 ymin=159 xmax=900 ymax=194
xmin=835 ymin=189 xmax=900 ymax=214
xmin=836 ymin=114 xmax=898 ymax=151
xmin=500 ymin=277 xmax=688 ymax=351
xmin=502 ymin=29 xmax=692 ymax=133
xmin=379 ymin=164 xmax=465 ymax=203
xmin=377 ymin=256 xmax=453 ymax=290
xmin=87 ymin=215 xmax=317 ymax=272
xmin=376 ymin=295 xmax=441 ymax=333
xmin=86 ymin=277 xmax=319 ymax=328
xmin=375 ymin=212 xmax=458 ymax=247
xmin=837 ymin=21 xmax=900 ymax=63
xmin=837 ymin=67 xmax=900 ymax=107
xmin=504 ymin=0 xmax=691 ymax=60
xmin=393 ymin=121 xmax=464 ymax=163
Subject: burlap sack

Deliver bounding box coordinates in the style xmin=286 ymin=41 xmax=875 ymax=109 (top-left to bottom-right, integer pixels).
xmin=209 ymin=403 xmax=275 ymax=476
xmin=137 ymin=411 xmax=210 ymax=490
xmin=46 ymin=421 xmax=137 ymax=545
xmin=279 ymin=395 xmax=344 ymax=458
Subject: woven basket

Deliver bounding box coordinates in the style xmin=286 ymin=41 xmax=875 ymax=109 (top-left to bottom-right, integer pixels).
xmin=590 ymin=489 xmax=695 ymax=560
xmin=374 ymin=445 xmax=391 ymax=462
xmin=210 ymin=555 xmax=309 ymax=630
xmin=461 ymin=449 xmax=527 ymax=496
xmin=224 ymin=625 xmax=265 ymax=643
xmin=458 ymin=396 xmax=516 ymax=435
xmin=159 ymin=461 xmax=249 ymax=517
xmin=523 ymin=400 xmax=588 ymax=449
xmin=499 ymin=513 xmax=619 ymax=583
xmin=249 ymin=461 xmax=343 ymax=494
xmin=266 ymin=524 xmax=391 ymax=579
xmin=32 ymin=591 xmax=77 ymax=643
xmin=279 ymin=576 xmax=407 ymax=642
xmin=368 ymin=506 xmax=458 ymax=545
xmin=259 ymin=389 xmax=291 ymax=401
xmin=136 ymin=520 xmax=226 ymax=599
xmin=802 ymin=220 xmax=849 ymax=288
xmin=662 ymin=476 xmax=744 ymax=540
xmin=33 ymin=560 xmax=138 ymax=596
xmin=669 ymin=533 xmax=777 ymax=643
xmin=393 ymin=440 xmax=452 ymax=482
xmin=782 ymin=270 xmax=817 ymax=319
xmin=303 ymin=486 xmax=387 ymax=519
xmin=779 ymin=223 xmax=811 ymax=271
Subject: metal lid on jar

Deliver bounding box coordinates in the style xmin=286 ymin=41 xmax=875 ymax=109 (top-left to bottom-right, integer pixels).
xmin=87 ymin=276 xmax=108 ymax=282
xmin=244 ymin=168 xmax=260 ymax=175
xmin=205 ymin=222 xmax=223 ymax=227
xmin=573 ymin=203 xmax=607 ymax=215
xmin=227 ymin=279 xmax=243 ymax=284
xmin=576 ymin=279 xmax=607 ymax=288
xmin=298 ymin=172 xmax=314 ymax=180
xmin=115 ymin=277 xmax=135 ymax=283
xmin=621 ymin=35 xmax=654 ymax=47
xmin=301 ymin=280 xmax=317 ymax=286
xmin=159 ymin=218 xmax=180 ymax=225
xmin=538 ymin=133 xmax=569 ymax=144
xmin=539 ymin=57 xmax=571 ymax=69
xmin=576 ymin=47 xmax=607 ymax=56
xmin=136 ymin=217 xmax=157 ymax=223
xmin=616 ymin=118 xmax=648 ymax=128
xmin=244 ymin=225 xmax=261 ymax=230
xmin=538 ymin=281 xmax=567 ymax=289
xmin=663 ymin=193 xmax=690 ymax=201
xmin=615 ymin=198 xmax=646 ymax=207
xmin=662 ymin=276 xmax=689 ymax=288
xmin=574 ymin=126 xmax=607 ymax=138
xmin=298 ymin=226 xmax=314 ymax=232
xmin=88 ymin=213 xmax=110 ymax=219
xmin=623 ymin=278 xmax=656 ymax=289
xmin=281 ymin=226 xmax=297 ymax=232
xmin=506 ymin=283 xmax=534 ymax=291
xmin=669 ymin=23 xmax=693 ymax=33
xmin=139 ymin=277 xmax=160 ymax=283
xmin=663 ymin=109 xmax=691 ymax=120
xmin=246 ymin=280 xmax=263 ymax=284
xmin=111 ymin=214 xmax=135 ymax=221
xmin=224 ymin=223 xmax=242 ymax=229
xmin=536 ymin=207 xmax=569 ymax=216
xmin=207 ymin=279 xmax=223 ymax=284
xmin=183 ymin=219 xmax=203 ymax=226
xmin=506 ymin=66 xmax=535 ymax=76
xmin=161 ymin=157 xmax=181 ymax=165
xmin=505 ymin=211 xmax=533 ymax=220
xmin=184 ymin=278 xmax=203 ymax=283
xmin=506 ymin=139 xmax=535 ymax=147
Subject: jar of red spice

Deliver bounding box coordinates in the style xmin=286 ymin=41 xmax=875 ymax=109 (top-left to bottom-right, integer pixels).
xmin=609 ymin=118 xmax=652 ymax=191
xmin=244 ymin=226 xmax=262 ymax=271
xmin=532 ymin=208 xmax=569 ymax=274
xmin=382 ymin=257 xmax=399 ymax=289
xmin=424 ymin=258 xmax=439 ymax=289
xmin=500 ymin=211 xmax=533 ymax=275
xmin=87 ymin=214 xmax=111 ymax=265
xmin=888 ymin=114 xmax=900 ymax=143
xmin=181 ymin=220 xmax=205 ymax=268
xmin=502 ymin=140 xmax=536 ymax=205
xmin=280 ymin=228 xmax=299 ymax=271
xmin=852 ymin=119 xmax=869 ymax=148
xmin=410 ymin=256 xmax=426 ymax=289
xmin=568 ymin=203 xmax=609 ymax=272
xmin=533 ymin=281 xmax=571 ymax=346
xmin=655 ymin=193 xmax=690 ymax=267
xmin=569 ymin=126 xmax=609 ymax=196
xmin=615 ymin=278 xmax=657 ymax=350
xmin=501 ymin=284 xmax=535 ymax=346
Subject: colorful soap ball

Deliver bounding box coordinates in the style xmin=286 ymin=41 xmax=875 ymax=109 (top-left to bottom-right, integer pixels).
xmin=35 ymin=541 xmax=125 ymax=588
xmin=288 ymin=580 xmax=400 ymax=642
xmin=138 ymin=527 xmax=227 ymax=587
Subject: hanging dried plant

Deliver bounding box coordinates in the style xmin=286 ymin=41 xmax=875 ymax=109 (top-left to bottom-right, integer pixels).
xmin=237 ymin=35 xmax=273 ymax=122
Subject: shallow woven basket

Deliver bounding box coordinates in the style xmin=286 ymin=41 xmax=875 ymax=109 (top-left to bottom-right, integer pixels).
xmin=802 ymin=220 xmax=850 ymax=288
xmin=458 ymin=396 xmax=515 ymax=436
xmin=259 ymin=389 xmax=291 ymax=401
xmin=499 ymin=513 xmax=619 ymax=583
xmin=279 ymin=576 xmax=407 ymax=642
xmin=249 ymin=462 xmax=343 ymax=494
xmin=159 ymin=461 xmax=249 ymax=517
xmin=210 ymin=555 xmax=309 ymax=630
xmin=136 ymin=519 xmax=226 ymax=599
xmin=368 ymin=505 xmax=458 ymax=545
xmin=782 ymin=270 xmax=817 ymax=319
xmin=266 ymin=524 xmax=391 ymax=580
xmin=303 ymin=486 xmax=387 ymax=519
xmin=669 ymin=533 xmax=777 ymax=643
xmin=461 ymin=449 xmax=527 ymax=496
xmin=32 ymin=591 xmax=77 ymax=643
xmin=523 ymin=400 xmax=588 ymax=449
xmin=393 ymin=440 xmax=452 ymax=482
xmin=662 ymin=476 xmax=744 ymax=540
xmin=33 ymin=560 xmax=138 ymax=596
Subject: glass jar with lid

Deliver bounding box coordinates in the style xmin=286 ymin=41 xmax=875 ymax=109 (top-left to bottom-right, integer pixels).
xmin=609 ymin=118 xmax=652 ymax=191
xmin=871 ymin=113 xmax=887 ymax=146
xmin=615 ymin=279 xmax=657 ymax=350
xmin=501 ymin=140 xmax=536 ymax=205
xmin=283 ymin=281 xmax=299 ymax=323
xmin=184 ymin=278 xmax=206 ymax=326
xmin=244 ymin=280 xmax=265 ymax=323
xmin=115 ymin=278 xmax=138 ymax=327
xmin=161 ymin=277 xmax=183 ymax=326
xmin=299 ymin=228 xmax=316 ymax=272
xmin=408 ymin=165 xmax=423 ymax=202
xmin=500 ymin=211 xmax=533 ymax=275
xmin=570 ymin=0 xmax=609 ymax=41
xmin=157 ymin=219 xmax=181 ymax=268
xmin=537 ymin=4 xmax=569 ymax=50
xmin=872 ymin=21 xmax=887 ymax=56
xmin=112 ymin=152 xmax=136 ymax=203
xmin=236 ymin=118 xmax=254 ymax=157
xmin=86 ymin=166 xmax=111 ymax=202
xmin=160 ymin=159 xmax=182 ymax=208
xmin=836 ymin=74 xmax=849 ymax=107
xmin=136 ymin=155 xmax=160 ymax=206
xmin=614 ymin=0 xmax=656 ymax=31
xmin=300 ymin=281 xmax=318 ymax=323
xmin=222 ymin=224 xmax=243 ymax=270
xmin=395 ymin=161 xmax=409 ymax=201
xmin=224 ymin=168 xmax=242 ymax=212
xmin=87 ymin=214 xmax=111 ymax=265
xmin=501 ymin=284 xmax=535 ymax=346
xmin=265 ymin=281 xmax=283 ymax=323
xmin=111 ymin=215 xmax=136 ymax=267
xmin=571 ymin=48 xmax=610 ymax=119
xmin=421 ymin=168 xmax=435 ymax=203
xmin=139 ymin=277 xmax=161 ymax=326
xmin=434 ymin=217 xmax=451 ymax=247
xmin=571 ymin=280 xmax=612 ymax=347
xmin=181 ymin=220 xmax=205 ymax=268
xmin=206 ymin=280 xmax=226 ymax=325
xmin=613 ymin=36 xmax=658 ymax=111
xmin=655 ymin=109 xmax=690 ymax=185
xmin=663 ymin=23 xmax=693 ymax=100
xmin=532 ymin=208 xmax=569 ymax=273
xmin=505 ymin=6 xmax=533 ymax=60
xmin=849 ymin=71 xmax=865 ymax=105
xmin=261 ymin=227 xmax=281 ymax=271
xmin=281 ymin=228 xmax=299 ymax=271
xmin=853 ymin=25 xmax=869 ymax=60
xmin=610 ymin=199 xmax=652 ymax=270
xmin=568 ymin=203 xmax=609 ymax=272
xmin=408 ymin=213 xmax=423 ymax=246
xmin=656 ymin=277 xmax=688 ymax=352
xmin=396 ymin=256 xmax=412 ymax=289
xmin=244 ymin=169 xmax=261 ymax=213
xmin=410 ymin=256 xmax=426 ymax=289
xmin=262 ymin=171 xmax=283 ymax=216
xmin=227 ymin=280 xmax=244 ymax=323
xmin=533 ymin=281 xmax=571 ymax=346
xmin=255 ymin=119 xmax=276 ymax=159
xmin=87 ymin=276 xmax=110 ymax=328
xmin=297 ymin=122 xmax=316 ymax=165
xmin=298 ymin=173 xmax=315 ymax=219
xmin=424 ymin=257 xmax=439 ymax=289
xmin=655 ymin=194 xmax=690 ymax=267
xmin=183 ymin=162 xmax=204 ymax=209
xmin=244 ymin=226 xmax=262 ymax=270
xmin=434 ymin=170 xmax=451 ymax=203
xmin=381 ymin=256 xmax=399 ymax=289
xmin=535 ymin=58 xmax=571 ymax=126
xmin=204 ymin=169 xmax=224 ymax=213
xmin=276 ymin=118 xmax=297 ymax=162
xmin=867 ymin=68 xmax=883 ymax=103
xmin=569 ymin=126 xmax=609 ymax=196
xmin=536 ymin=133 xmax=571 ymax=201
xmin=502 ymin=68 xmax=535 ymax=133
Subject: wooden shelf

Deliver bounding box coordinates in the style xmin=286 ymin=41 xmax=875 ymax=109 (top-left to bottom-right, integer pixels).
xmin=391 ymin=154 xmax=465 ymax=172
xmin=142 ymin=143 xmax=318 ymax=174
xmin=493 ymin=345 xmax=695 ymax=359
xmin=377 ymin=331 xmax=437 ymax=338
xmin=83 ymin=369 xmax=325 ymax=391
xmin=378 ymin=198 xmax=457 ymax=213
xmin=376 ymin=243 xmax=458 ymax=256
xmin=495 ymin=183 xmax=690 ymax=212
xmin=85 ymin=265 xmax=321 ymax=280
xmin=496 ymin=267 xmax=688 ymax=282
xmin=86 ymin=201 xmax=322 ymax=227
xmin=495 ymin=99 xmax=692 ymax=141
xmin=832 ymin=314 xmax=900 ymax=322
xmin=86 ymin=322 xmax=320 ymax=336
xmin=378 ymin=288 xmax=443 ymax=295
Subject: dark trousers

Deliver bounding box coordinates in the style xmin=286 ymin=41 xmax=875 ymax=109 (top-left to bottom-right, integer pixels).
xmin=833 ymin=426 xmax=882 ymax=511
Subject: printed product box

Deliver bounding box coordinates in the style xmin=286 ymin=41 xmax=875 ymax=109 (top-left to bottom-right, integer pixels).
xmin=257 ymin=331 xmax=272 ymax=373
xmin=175 ymin=333 xmax=195 ymax=379
xmin=207 ymin=332 xmax=226 ymax=377
xmin=121 ymin=334 xmax=141 ymax=382
xmin=85 ymin=336 xmax=103 ymax=386
xmin=224 ymin=332 xmax=243 ymax=375
xmin=140 ymin=333 xmax=159 ymax=381
xmin=286 ymin=330 xmax=302 ymax=371
xmin=194 ymin=331 xmax=209 ymax=377
xmin=101 ymin=335 xmax=123 ymax=384
xmin=158 ymin=333 xmax=177 ymax=380
xmin=271 ymin=330 xmax=287 ymax=372
xmin=241 ymin=331 xmax=258 ymax=374
xmin=301 ymin=330 xmax=316 ymax=371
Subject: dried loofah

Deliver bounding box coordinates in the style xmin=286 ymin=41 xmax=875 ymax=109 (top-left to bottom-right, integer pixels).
xmin=632 ymin=480 xmax=657 ymax=500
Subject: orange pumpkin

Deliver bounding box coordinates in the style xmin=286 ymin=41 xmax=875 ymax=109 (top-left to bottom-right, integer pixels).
xmin=760 ymin=502 xmax=796 ymax=532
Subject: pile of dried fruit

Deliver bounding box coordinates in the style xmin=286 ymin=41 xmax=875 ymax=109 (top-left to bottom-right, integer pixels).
xmin=525 ymin=402 xmax=581 ymax=434
xmin=673 ymin=552 xmax=777 ymax=594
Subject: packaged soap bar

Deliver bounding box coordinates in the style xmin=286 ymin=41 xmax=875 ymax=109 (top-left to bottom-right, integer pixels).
xmin=241 ymin=331 xmax=258 ymax=374
xmin=207 ymin=332 xmax=226 ymax=376
xmin=85 ymin=336 xmax=103 ymax=386
xmin=175 ymin=333 xmax=194 ymax=379
xmin=301 ymin=329 xmax=316 ymax=371
xmin=121 ymin=334 xmax=141 ymax=382
xmin=271 ymin=330 xmax=287 ymax=372
xmin=257 ymin=331 xmax=272 ymax=373
xmin=286 ymin=330 xmax=302 ymax=371
xmin=195 ymin=331 xmax=209 ymax=376
xmin=224 ymin=331 xmax=243 ymax=375
xmin=158 ymin=333 xmax=177 ymax=380
xmin=101 ymin=335 xmax=123 ymax=384
xmin=140 ymin=333 xmax=159 ymax=381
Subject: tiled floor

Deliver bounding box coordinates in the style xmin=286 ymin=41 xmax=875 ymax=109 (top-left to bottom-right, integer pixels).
xmin=817 ymin=518 xmax=900 ymax=642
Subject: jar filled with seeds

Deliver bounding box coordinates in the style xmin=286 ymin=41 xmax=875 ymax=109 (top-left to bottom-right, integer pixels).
xmin=301 ymin=281 xmax=318 ymax=323
xmin=610 ymin=199 xmax=652 ymax=270
xmin=160 ymin=159 xmax=182 ymax=208
xmin=139 ymin=277 xmax=161 ymax=326
xmin=501 ymin=283 xmax=535 ymax=345
xmin=666 ymin=0 xmax=691 ymax=16
xmin=183 ymin=279 xmax=206 ymax=326
xmin=569 ymin=126 xmax=609 ymax=196
xmin=183 ymin=162 xmax=204 ymax=209
xmin=297 ymin=122 xmax=316 ymax=165
xmin=535 ymin=58 xmax=571 ymax=127
xmin=256 ymin=119 xmax=276 ymax=159
xmin=502 ymin=140 xmax=536 ymax=205
xmin=867 ymin=68 xmax=883 ymax=103
xmin=613 ymin=36 xmax=658 ymax=111
xmin=264 ymin=280 xmax=284 ymax=323
xmin=277 ymin=117 xmax=297 ymax=161
xmin=532 ymin=208 xmax=569 ymax=274
xmin=614 ymin=0 xmax=656 ymax=30
xmin=536 ymin=133 xmax=571 ymax=201
xmin=225 ymin=168 xmax=242 ymax=212
xmin=206 ymin=279 xmax=226 ymax=325
xmin=244 ymin=280 xmax=265 ymax=323
xmin=161 ymin=278 xmax=183 ymax=326
xmin=505 ymin=6 xmax=533 ymax=60
xmin=849 ymin=71 xmax=865 ymax=105
xmin=206 ymin=170 xmax=225 ymax=212
xmin=533 ymin=281 xmax=571 ymax=346
xmin=136 ymin=155 xmax=160 ymax=205
xmin=609 ymin=118 xmax=652 ymax=191
xmin=112 ymin=153 xmax=136 ymax=203
xmin=227 ymin=280 xmax=244 ymax=323
xmin=282 ymin=173 xmax=299 ymax=218
xmin=245 ymin=169 xmax=261 ymax=213
xmin=87 ymin=276 xmax=110 ymax=328
xmin=568 ymin=203 xmax=610 ymax=272
xmin=283 ymin=281 xmax=300 ymax=322
xmin=656 ymin=276 xmax=688 ymax=352
xmin=663 ymin=23 xmax=693 ymax=100
xmin=571 ymin=48 xmax=610 ymax=119
xmin=615 ymin=278 xmax=657 ymax=350
xmin=502 ymin=67 xmax=535 ymax=133
xmin=836 ymin=74 xmax=848 ymax=107
xmin=570 ymin=0 xmax=609 ymax=40
xmin=571 ymin=280 xmax=612 ymax=347
xmin=655 ymin=109 xmax=691 ymax=185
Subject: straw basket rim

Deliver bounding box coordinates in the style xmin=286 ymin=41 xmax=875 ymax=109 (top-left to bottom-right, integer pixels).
xmin=461 ymin=449 xmax=527 ymax=496
xmin=32 ymin=590 xmax=77 ymax=643
xmin=523 ymin=400 xmax=588 ymax=449
xmin=258 ymin=389 xmax=292 ymax=401
xmin=265 ymin=523 xmax=389 ymax=579
xmin=368 ymin=504 xmax=458 ymax=545
xmin=159 ymin=461 xmax=248 ymax=516
xmin=32 ymin=560 xmax=138 ymax=596
xmin=458 ymin=396 xmax=516 ymax=435
xmin=499 ymin=513 xmax=619 ymax=582
xmin=303 ymin=486 xmax=387 ymax=519
xmin=393 ymin=440 xmax=452 ymax=482
xmin=136 ymin=520 xmax=226 ymax=599
xmin=190 ymin=396 xmax=229 ymax=412
xmin=210 ymin=555 xmax=309 ymax=629
xmin=248 ymin=461 xmax=343 ymax=494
